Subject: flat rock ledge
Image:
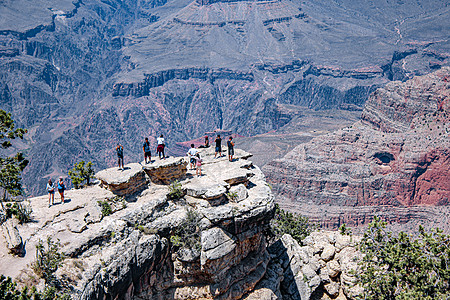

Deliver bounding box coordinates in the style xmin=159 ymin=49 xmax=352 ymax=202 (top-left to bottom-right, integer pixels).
xmin=142 ymin=157 xmax=188 ymax=184
xmin=95 ymin=163 xmax=148 ymax=196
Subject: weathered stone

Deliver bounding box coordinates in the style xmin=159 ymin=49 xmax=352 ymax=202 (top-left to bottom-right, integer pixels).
xmin=327 ymin=259 xmax=341 ymax=278
xmin=1 ymin=218 xmax=23 ymax=255
xmin=228 ymin=184 xmax=248 ymax=202
xmin=96 ymin=163 xmax=148 ymax=196
xmin=321 ymin=244 xmax=336 ymax=261
xmin=143 ymin=157 xmax=187 ymax=184
xmin=324 ymin=281 xmax=340 ymax=297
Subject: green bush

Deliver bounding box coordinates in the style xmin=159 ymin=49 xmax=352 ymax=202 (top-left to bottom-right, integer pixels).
xmin=32 ymin=237 xmax=65 ymax=286
xmin=5 ymin=201 xmax=33 ymax=224
xmin=167 ymin=180 xmax=184 ymax=200
xmin=357 ymin=216 xmax=450 ymax=300
xmin=97 ymin=200 xmax=112 ymax=216
xmin=0 ymin=275 xmax=70 ymax=300
xmin=170 ymin=210 xmax=201 ymax=252
xmin=226 ymin=191 xmax=238 ymax=202
xmin=68 ymin=161 xmax=94 ymax=189
xmin=270 ymin=203 xmax=316 ymax=245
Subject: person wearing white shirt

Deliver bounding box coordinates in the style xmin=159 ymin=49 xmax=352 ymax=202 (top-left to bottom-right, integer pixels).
xmin=187 ymin=144 xmax=198 ymax=170
xmin=157 ymin=134 xmax=165 ymax=159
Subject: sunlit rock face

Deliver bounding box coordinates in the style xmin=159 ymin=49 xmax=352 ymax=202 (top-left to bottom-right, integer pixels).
xmin=265 ymin=68 xmax=450 ymax=233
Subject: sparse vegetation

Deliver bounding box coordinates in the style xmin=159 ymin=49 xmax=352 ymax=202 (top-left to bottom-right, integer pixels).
xmin=32 ymin=237 xmax=65 ymax=287
xmin=0 ymin=275 xmax=70 ymax=300
xmin=226 ymin=191 xmax=238 ymax=202
xmin=68 ymin=161 xmax=95 ymax=189
xmin=136 ymin=225 xmax=158 ymax=235
xmin=5 ymin=201 xmax=33 ymax=224
xmin=97 ymin=200 xmax=112 ymax=216
xmin=339 ymin=223 xmax=352 ymax=235
xmin=357 ymin=216 xmax=450 ymax=300
xmin=167 ymin=180 xmax=184 ymax=200
xmin=170 ymin=210 xmax=201 ymax=252
xmin=270 ymin=203 xmax=317 ymax=245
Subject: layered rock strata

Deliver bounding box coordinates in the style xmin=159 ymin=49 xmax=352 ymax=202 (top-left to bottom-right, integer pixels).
xmin=265 ymin=67 xmax=450 ymax=232
xmin=0 ymin=149 xmax=275 ymax=300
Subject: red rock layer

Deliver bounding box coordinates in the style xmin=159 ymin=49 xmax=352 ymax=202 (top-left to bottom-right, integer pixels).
xmin=264 ymin=67 xmax=450 ymax=230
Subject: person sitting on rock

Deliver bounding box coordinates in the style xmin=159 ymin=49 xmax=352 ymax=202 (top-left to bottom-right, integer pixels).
xmin=199 ymin=136 xmax=210 ymax=148
xmin=214 ymin=134 xmax=222 ymax=158
xmin=116 ymin=143 xmax=124 ymax=170
xmin=227 ymin=136 xmax=235 ymax=162
xmin=195 ymin=153 xmax=203 ymax=177
xmin=187 ymin=144 xmax=198 ymax=170
xmin=143 ymin=137 xmax=152 ymax=164
xmin=47 ymin=179 xmax=55 ymax=207
xmin=157 ymin=134 xmax=165 ymax=159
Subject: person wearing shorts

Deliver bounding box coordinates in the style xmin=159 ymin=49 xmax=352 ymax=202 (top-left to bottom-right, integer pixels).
xmin=187 ymin=144 xmax=198 ymax=170
xmin=116 ymin=143 xmax=124 ymax=170
xmin=195 ymin=153 xmax=202 ymax=177
xmin=157 ymin=134 xmax=165 ymax=159
xmin=214 ymin=134 xmax=222 ymax=158
xmin=47 ymin=179 xmax=55 ymax=207
xmin=143 ymin=138 xmax=152 ymax=164
xmin=57 ymin=177 xmax=65 ymax=204
xmin=227 ymin=136 xmax=235 ymax=162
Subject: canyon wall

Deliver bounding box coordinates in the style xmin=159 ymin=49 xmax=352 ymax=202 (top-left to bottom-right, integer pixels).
xmin=1 ymin=0 xmax=449 ymax=195
xmin=265 ymin=67 xmax=450 ymax=233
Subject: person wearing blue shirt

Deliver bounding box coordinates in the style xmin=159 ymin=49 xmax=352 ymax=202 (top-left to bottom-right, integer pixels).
xmin=143 ymin=138 xmax=152 ymax=164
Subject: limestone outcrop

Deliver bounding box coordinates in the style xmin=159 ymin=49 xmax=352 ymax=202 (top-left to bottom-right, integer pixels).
xmin=246 ymin=231 xmax=363 ymax=300
xmin=265 ymin=67 xmax=450 ymax=233
xmin=0 ymin=149 xmax=275 ymax=300
xmin=96 ymin=163 xmax=148 ymax=196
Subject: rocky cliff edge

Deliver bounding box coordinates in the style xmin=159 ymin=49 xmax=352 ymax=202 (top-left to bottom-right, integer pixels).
xmin=0 ymin=148 xmax=276 ymax=299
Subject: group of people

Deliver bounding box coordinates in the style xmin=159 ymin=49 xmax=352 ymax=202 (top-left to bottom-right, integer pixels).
xmin=186 ymin=134 xmax=236 ymax=177
xmin=47 ymin=177 xmax=65 ymax=207
xmin=116 ymin=134 xmax=166 ymax=169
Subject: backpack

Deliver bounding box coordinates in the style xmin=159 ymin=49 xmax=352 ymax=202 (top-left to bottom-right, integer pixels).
xmin=117 ymin=146 xmax=123 ymax=156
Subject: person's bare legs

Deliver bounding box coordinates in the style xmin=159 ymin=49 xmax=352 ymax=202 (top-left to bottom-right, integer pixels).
xmin=59 ymin=191 xmax=64 ymax=204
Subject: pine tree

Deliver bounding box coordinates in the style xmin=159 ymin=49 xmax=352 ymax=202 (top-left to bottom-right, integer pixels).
xmin=68 ymin=160 xmax=94 ymax=189
xmin=0 ymin=110 xmax=28 ymax=202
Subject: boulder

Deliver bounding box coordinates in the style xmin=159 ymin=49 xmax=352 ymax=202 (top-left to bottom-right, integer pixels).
xmin=1 ymin=218 xmax=23 ymax=255
xmin=96 ymin=163 xmax=147 ymax=196
xmin=143 ymin=157 xmax=187 ymax=184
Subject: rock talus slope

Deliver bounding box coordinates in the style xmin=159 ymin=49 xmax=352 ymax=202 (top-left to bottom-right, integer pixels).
xmin=0 ymin=149 xmax=277 ymax=299
xmin=265 ymin=67 xmax=450 ymax=233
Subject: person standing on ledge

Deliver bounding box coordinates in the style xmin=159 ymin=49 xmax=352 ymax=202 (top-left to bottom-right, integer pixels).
xmin=187 ymin=143 xmax=198 ymax=170
xmin=47 ymin=179 xmax=55 ymax=207
xmin=227 ymin=136 xmax=235 ymax=162
xmin=57 ymin=177 xmax=65 ymax=204
xmin=157 ymin=134 xmax=165 ymax=159
xmin=116 ymin=143 xmax=124 ymax=170
xmin=214 ymin=134 xmax=222 ymax=158
xmin=143 ymin=137 xmax=152 ymax=164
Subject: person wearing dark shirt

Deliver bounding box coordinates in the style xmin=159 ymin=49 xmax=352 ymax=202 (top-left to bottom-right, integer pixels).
xmin=227 ymin=136 xmax=235 ymax=162
xmin=116 ymin=143 xmax=124 ymax=170
xmin=214 ymin=134 xmax=222 ymax=158
xmin=143 ymin=138 xmax=152 ymax=164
